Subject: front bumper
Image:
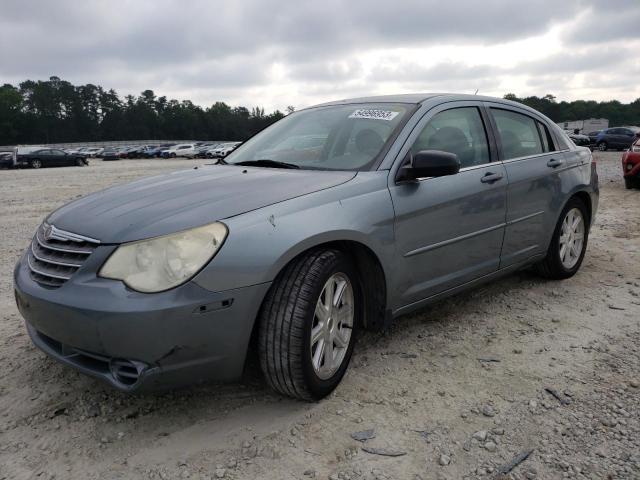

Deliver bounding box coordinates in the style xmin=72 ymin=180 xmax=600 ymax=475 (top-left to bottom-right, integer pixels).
xmin=622 ymin=155 xmax=640 ymax=178
xmin=14 ymin=252 xmax=271 ymax=392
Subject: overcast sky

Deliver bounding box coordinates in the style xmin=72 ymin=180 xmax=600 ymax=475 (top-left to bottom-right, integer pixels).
xmin=1 ymin=0 xmax=639 ymax=111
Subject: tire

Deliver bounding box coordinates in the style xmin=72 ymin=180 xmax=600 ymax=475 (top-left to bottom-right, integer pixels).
xmin=30 ymin=158 xmax=42 ymax=169
xmin=535 ymin=197 xmax=589 ymax=280
xmin=75 ymin=158 xmax=85 ymax=166
xmin=258 ymin=249 xmax=360 ymax=401
xmin=170 ymin=153 xmax=176 ymax=158
xmin=597 ymin=141 xmax=608 ymax=151
xmin=625 ymin=177 xmax=639 ymax=190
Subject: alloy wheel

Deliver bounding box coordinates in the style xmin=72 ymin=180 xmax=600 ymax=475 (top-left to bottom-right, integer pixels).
xmin=559 ymin=207 xmax=585 ymax=269
xmin=310 ymin=272 xmax=354 ymax=380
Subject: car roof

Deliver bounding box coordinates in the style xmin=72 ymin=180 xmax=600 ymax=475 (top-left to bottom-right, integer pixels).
xmin=313 ymin=93 xmax=443 ymax=106
xmin=310 ymin=93 xmax=544 ymax=111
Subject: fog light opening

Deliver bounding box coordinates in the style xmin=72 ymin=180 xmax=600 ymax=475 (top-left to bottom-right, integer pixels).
xmin=109 ymin=359 xmax=145 ymax=386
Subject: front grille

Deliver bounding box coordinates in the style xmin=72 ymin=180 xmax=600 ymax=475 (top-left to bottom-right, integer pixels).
xmin=27 ymin=223 xmax=100 ymax=287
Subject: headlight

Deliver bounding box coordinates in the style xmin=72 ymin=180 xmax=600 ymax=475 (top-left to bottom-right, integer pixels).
xmin=99 ymin=222 xmax=228 ymax=293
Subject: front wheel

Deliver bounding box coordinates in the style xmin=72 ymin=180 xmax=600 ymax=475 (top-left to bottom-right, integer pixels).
xmin=535 ymin=198 xmax=589 ymax=279
xmin=30 ymin=159 xmax=42 ymax=169
xmin=597 ymin=141 xmax=608 ymax=151
xmin=258 ymin=249 xmax=360 ymax=401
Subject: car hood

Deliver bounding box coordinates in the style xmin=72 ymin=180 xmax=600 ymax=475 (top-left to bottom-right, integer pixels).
xmin=47 ymin=165 xmax=356 ymax=243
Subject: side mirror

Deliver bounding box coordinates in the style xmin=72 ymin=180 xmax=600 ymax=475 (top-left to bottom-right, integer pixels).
xmin=397 ymin=150 xmax=460 ymax=182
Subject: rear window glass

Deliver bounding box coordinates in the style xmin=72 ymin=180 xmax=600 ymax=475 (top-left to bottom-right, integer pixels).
xmin=491 ymin=109 xmax=543 ymax=160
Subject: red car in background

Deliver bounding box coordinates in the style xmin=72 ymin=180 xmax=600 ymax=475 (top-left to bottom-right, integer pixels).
xmin=622 ymin=138 xmax=640 ymax=189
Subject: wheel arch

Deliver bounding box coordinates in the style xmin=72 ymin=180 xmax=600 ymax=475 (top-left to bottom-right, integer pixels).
xmin=269 ymin=238 xmax=389 ymax=331
xmin=242 ymin=238 xmax=389 ymax=377
xmin=542 ymin=188 xmax=593 ymax=253
xmin=571 ymin=190 xmax=592 ymax=226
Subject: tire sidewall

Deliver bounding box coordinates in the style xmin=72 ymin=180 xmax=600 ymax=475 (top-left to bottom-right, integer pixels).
xmin=549 ymin=198 xmax=589 ymax=277
xmin=301 ymin=252 xmax=361 ymax=399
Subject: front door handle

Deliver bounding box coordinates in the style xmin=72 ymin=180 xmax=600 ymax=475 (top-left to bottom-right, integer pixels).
xmin=547 ymin=158 xmax=563 ymax=168
xmin=480 ymin=172 xmax=503 ymax=183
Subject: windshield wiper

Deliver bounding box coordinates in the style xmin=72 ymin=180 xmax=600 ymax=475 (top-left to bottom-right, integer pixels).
xmin=233 ymin=159 xmax=300 ymax=169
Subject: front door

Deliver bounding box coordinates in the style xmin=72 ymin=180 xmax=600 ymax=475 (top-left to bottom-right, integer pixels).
xmin=389 ymin=104 xmax=507 ymax=310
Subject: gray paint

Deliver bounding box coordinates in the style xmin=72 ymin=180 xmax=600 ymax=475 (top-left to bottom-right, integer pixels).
xmin=14 ymin=93 xmax=599 ymax=392
xmin=47 ymin=166 xmax=356 ymax=243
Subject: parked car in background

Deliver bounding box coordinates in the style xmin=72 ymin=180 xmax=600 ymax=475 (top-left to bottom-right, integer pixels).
xmin=161 ymin=144 xmax=196 ymax=158
xmin=210 ymin=142 xmax=241 ymax=158
xmin=13 ymin=93 xmax=598 ymax=400
xmin=595 ymin=127 xmax=640 ymax=151
xmin=567 ymin=132 xmax=591 ymax=148
xmin=622 ymin=137 xmax=640 ymax=189
xmin=204 ymin=144 xmax=225 ymax=158
xmin=82 ymin=147 xmax=104 ymax=158
xmin=139 ymin=145 xmax=164 ymax=158
xmin=16 ymin=147 xmax=88 ymax=168
xmin=587 ymin=131 xmax=601 ymax=144
xmin=102 ymin=147 xmax=121 ymax=161
xmin=121 ymin=146 xmax=147 ymax=158
xmin=191 ymin=144 xmax=217 ymax=158
xmin=0 ymin=150 xmax=15 ymax=168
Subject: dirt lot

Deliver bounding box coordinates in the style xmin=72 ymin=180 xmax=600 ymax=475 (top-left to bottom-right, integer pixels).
xmin=0 ymin=153 xmax=638 ymax=480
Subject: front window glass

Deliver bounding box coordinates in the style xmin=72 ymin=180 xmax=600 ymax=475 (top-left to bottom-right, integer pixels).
xmin=226 ymin=103 xmax=410 ymax=170
xmin=410 ymin=107 xmax=490 ymax=168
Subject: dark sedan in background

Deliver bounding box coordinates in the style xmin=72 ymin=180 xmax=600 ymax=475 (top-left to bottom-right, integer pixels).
xmin=596 ymin=127 xmax=639 ymax=151
xmin=16 ymin=147 xmax=88 ymax=168
xmin=567 ymin=132 xmax=591 ymax=148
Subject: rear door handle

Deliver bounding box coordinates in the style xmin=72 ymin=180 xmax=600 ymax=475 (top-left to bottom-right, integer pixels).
xmin=480 ymin=172 xmax=503 ymax=183
xmin=547 ymin=158 xmax=563 ymax=168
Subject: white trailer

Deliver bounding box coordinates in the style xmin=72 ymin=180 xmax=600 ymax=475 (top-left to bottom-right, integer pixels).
xmin=557 ymin=118 xmax=609 ymax=134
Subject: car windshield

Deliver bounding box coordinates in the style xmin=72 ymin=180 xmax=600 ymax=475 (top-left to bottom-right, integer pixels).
xmin=226 ymin=103 xmax=411 ymax=170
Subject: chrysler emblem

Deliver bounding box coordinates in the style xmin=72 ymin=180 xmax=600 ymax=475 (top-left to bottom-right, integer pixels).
xmin=40 ymin=223 xmax=101 ymax=244
xmin=43 ymin=224 xmax=54 ymax=241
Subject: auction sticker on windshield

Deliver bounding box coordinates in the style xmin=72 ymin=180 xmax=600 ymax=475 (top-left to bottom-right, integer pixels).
xmin=349 ymin=109 xmax=400 ymax=121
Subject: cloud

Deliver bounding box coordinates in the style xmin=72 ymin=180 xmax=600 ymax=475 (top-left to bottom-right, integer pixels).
xmin=564 ymin=0 xmax=640 ymax=45
xmin=0 ymin=0 xmax=638 ymax=110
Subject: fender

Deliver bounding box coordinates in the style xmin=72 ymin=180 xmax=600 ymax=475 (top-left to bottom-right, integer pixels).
xmin=192 ymin=171 xmax=397 ymax=307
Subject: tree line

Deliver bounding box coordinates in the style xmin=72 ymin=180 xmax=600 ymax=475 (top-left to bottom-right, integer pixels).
xmin=503 ymin=93 xmax=640 ymax=129
xmin=1 ymin=76 xmax=640 ymax=146
xmin=0 ymin=76 xmax=290 ymax=146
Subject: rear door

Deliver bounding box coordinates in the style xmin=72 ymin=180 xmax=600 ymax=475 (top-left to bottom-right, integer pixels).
xmin=388 ymin=102 xmax=507 ymax=309
xmin=50 ymin=149 xmax=68 ymax=165
xmin=619 ymin=128 xmax=635 ymax=149
xmin=37 ymin=149 xmax=54 ymax=166
xmin=486 ymin=104 xmax=571 ymax=268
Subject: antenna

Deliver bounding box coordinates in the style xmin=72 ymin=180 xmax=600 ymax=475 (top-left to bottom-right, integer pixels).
xmin=474 ymin=89 xmax=479 ymax=95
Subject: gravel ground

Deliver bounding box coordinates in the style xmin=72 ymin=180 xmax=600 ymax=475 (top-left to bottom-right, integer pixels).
xmin=0 ymin=153 xmax=638 ymax=480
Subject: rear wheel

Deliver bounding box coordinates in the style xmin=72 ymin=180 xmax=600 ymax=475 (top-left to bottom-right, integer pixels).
xmin=30 ymin=158 xmax=42 ymax=169
xmin=258 ymin=249 xmax=360 ymax=401
xmin=75 ymin=158 xmax=86 ymax=166
xmin=535 ymin=198 xmax=589 ymax=279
